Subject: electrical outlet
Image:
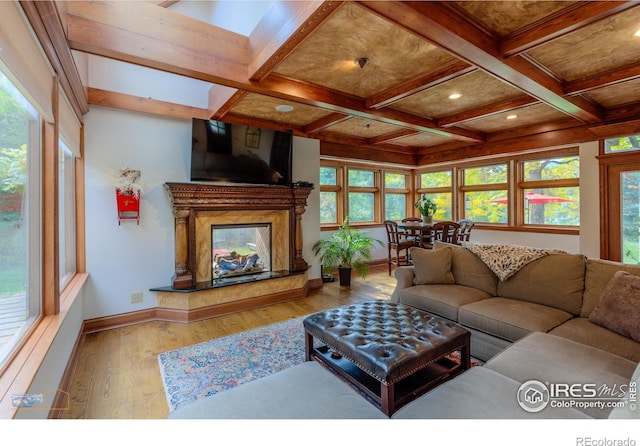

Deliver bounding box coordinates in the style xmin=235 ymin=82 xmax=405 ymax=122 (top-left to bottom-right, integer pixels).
xmin=130 ymin=292 xmax=143 ymax=304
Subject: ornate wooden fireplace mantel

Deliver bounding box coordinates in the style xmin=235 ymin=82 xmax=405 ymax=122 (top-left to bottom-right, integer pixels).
xmin=164 ymin=182 xmax=314 ymax=290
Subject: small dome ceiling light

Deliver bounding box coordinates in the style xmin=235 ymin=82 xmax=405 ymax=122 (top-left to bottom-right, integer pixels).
xmin=275 ymin=104 xmax=294 ymax=113
xmin=354 ymin=57 xmax=370 ymax=69
xmin=449 ymin=93 xmax=462 ymax=100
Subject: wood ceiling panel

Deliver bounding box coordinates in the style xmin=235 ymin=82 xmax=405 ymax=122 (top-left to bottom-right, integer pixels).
xmin=455 ymin=1 xmax=578 ymax=36
xmin=527 ymin=6 xmax=640 ymax=81
xmin=586 ymin=78 xmax=640 ymax=107
xmin=325 ymin=117 xmax=404 ymax=138
xmin=273 ymin=2 xmax=455 ymax=98
xmin=461 ymin=103 xmax=570 ymax=133
xmin=391 ymin=71 xmax=523 ymax=119
xmin=231 ymin=92 xmax=332 ymax=126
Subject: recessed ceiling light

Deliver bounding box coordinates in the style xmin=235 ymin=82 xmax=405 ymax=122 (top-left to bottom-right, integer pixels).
xmin=506 ymin=114 xmax=518 ymax=120
xmin=449 ymin=93 xmax=462 ymax=100
xmin=634 ymin=29 xmax=640 ymax=37
xmin=417 ymin=134 xmax=431 ymax=141
xmin=275 ymin=105 xmax=294 ymax=113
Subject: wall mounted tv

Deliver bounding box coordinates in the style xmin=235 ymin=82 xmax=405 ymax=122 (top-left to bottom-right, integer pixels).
xmin=190 ymin=118 xmax=293 ymax=186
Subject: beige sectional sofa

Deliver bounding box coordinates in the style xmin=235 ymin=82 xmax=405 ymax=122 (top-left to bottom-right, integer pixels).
xmin=168 ymin=242 xmax=640 ymax=419
xmin=391 ymin=242 xmax=640 ymax=362
xmin=169 ymin=331 xmax=639 ymax=419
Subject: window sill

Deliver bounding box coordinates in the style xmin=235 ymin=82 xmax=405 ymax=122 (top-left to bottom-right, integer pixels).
xmin=0 ymin=273 xmax=87 ymax=418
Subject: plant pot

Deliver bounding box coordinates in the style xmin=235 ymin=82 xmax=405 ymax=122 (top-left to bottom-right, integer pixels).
xmin=338 ymin=266 xmax=352 ymax=287
xmin=422 ymin=215 xmax=433 ymax=225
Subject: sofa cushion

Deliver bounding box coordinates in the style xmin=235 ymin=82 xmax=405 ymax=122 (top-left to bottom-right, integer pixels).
xmin=496 ymin=253 xmax=585 ymax=315
xmin=582 ymin=258 xmax=640 ymax=317
xmin=410 ymin=246 xmax=455 ymax=285
xmin=167 ymin=361 xmax=387 ymax=419
xmin=391 ymin=366 xmax=589 ymax=419
xmin=435 ymin=241 xmax=498 ymax=296
xmin=459 ymin=297 xmax=573 ymax=342
xmin=485 ymin=332 xmax=637 ymax=419
xmin=589 ymin=271 xmax=640 ymax=342
xmin=396 ymin=284 xmax=492 ymax=321
xmin=549 ymin=317 xmax=640 ymax=363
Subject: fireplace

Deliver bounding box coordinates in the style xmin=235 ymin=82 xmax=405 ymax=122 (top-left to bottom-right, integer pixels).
xmin=211 ymin=223 xmax=272 ymax=280
xmin=163 ymin=182 xmax=313 ymax=290
xmin=152 ymin=182 xmax=314 ymax=323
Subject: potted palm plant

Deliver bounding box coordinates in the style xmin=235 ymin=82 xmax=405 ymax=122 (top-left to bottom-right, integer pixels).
xmin=415 ymin=195 xmax=437 ymax=224
xmin=312 ymin=216 xmax=383 ymax=286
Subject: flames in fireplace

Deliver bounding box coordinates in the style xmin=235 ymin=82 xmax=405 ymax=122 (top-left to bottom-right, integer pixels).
xmin=211 ymin=223 xmax=272 ymax=280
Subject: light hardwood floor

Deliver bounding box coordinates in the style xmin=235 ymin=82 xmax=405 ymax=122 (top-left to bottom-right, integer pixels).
xmin=58 ymin=266 xmax=396 ymax=419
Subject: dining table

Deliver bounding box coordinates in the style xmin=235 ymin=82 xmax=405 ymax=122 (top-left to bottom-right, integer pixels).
xmin=397 ymin=221 xmax=434 ymax=248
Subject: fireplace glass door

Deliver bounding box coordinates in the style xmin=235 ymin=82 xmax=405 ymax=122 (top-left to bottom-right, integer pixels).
xmin=211 ymin=223 xmax=272 ymax=279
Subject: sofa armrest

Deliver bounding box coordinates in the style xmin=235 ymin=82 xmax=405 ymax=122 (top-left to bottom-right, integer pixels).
xmin=391 ymin=266 xmax=415 ymax=303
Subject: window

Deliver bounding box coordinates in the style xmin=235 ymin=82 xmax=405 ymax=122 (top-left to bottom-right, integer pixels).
xmin=0 ymin=69 xmax=41 ymax=368
xmin=519 ymin=156 xmax=579 ymax=226
xmin=418 ymin=170 xmax=453 ymax=220
xmin=59 ymin=140 xmax=76 ymax=289
xmin=604 ymin=135 xmax=640 ymax=154
xmin=384 ymin=172 xmax=410 ymax=221
xmin=347 ymin=168 xmax=377 ymax=223
xmin=461 ymin=164 xmax=508 ymax=223
xmin=319 ymin=166 xmax=341 ymax=225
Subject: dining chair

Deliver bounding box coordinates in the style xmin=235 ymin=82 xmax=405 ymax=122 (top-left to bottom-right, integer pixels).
xmin=401 ymin=217 xmax=423 ymax=245
xmin=432 ymin=221 xmax=461 ymax=245
xmin=456 ymin=219 xmax=475 ymax=243
xmin=384 ymin=220 xmax=415 ymax=275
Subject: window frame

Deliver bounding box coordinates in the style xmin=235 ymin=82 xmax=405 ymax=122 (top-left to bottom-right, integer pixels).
xmin=413 ymin=147 xmax=579 ymax=234
xmin=383 ymin=170 xmax=411 ymax=221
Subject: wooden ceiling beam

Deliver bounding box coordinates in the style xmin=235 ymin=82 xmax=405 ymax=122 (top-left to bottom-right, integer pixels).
xmin=565 ymin=61 xmax=640 ymax=95
xmin=208 ymin=85 xmax=245 ymax=120
xmin=87 ymin=87 xmax=209 ymax=120
xmin=303 ymin=112 xmax=352 ymax=135
xmin=249 ymin=1 xmax=342 ymax=81
xmin=366 ymin=60 xmax=476 ymax=109
xmin=66 ymin=1 xmax=250 ymax=85
xmin=320 ymin=141 xmax=417 ymax=166
xmin=438 ymin=95 xmax=539 ymax=127
xmin=360 ymin=1 xmax=602 ymax=123
xmin=369 ymin=129 xmax=418 ymax=145
xmin=500 ymin=1 xmax=638 ymax=57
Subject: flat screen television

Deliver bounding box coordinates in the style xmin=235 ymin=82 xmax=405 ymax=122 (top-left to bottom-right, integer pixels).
xmin=190 ymin=118 xmax=293 ymax=186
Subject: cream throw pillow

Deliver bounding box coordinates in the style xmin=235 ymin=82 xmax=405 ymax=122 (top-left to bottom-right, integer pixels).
xmin=589 ymin=271 xmax=640 ymax=342
xmin=411 ymin=246 xmax=455 ymax=285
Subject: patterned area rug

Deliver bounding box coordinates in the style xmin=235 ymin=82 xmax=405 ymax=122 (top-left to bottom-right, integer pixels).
xmin=158 ymin=317 xmax=307 ymax=412
xmin=158 ymin=315 xmax=484 ymax=412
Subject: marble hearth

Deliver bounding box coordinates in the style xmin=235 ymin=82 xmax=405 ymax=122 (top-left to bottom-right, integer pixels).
xmin=152 ymin=182 xmax=313 ymax=322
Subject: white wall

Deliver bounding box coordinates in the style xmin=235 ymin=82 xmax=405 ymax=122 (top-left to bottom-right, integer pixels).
xmin=83 ymin=107 xmax=321 ymax=319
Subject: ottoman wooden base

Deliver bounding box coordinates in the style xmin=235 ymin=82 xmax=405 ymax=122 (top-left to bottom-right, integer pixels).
xmin=304 ymin=300 xmax=470 ymax=416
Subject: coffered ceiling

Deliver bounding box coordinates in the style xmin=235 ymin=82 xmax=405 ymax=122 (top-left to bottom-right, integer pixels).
xmin=59 ymin=1 xmax=640 ymax=166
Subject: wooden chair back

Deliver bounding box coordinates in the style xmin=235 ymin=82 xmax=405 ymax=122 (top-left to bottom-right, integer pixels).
xmin=383 ymin=220 xmax=415 ymax=275
xmin=456 ymin=219 xmax=474 ymax=242
xmin=432 ymin=221 xmax=461 ymax=244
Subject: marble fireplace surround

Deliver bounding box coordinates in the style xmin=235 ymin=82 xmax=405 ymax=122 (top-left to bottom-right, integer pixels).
xmin=155 ymin=182 xmax=314 ymax=321
xmin=164 ymin=182 xmax=313 ymax=290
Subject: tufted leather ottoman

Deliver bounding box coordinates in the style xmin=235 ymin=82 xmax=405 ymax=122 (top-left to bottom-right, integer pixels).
xmin=303 ymin=300 xmax=470 ymax=416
